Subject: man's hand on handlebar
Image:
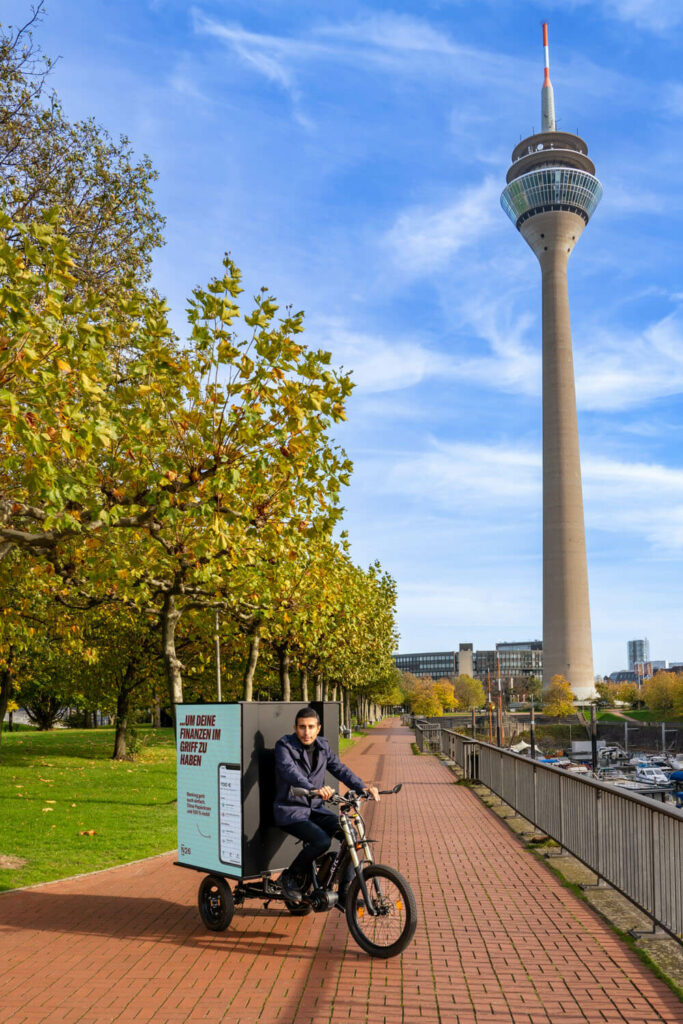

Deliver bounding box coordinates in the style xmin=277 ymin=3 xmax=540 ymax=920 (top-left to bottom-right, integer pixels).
xmin=315 ymin=785 xmax=335 ymax=801
xmin=365 ymin=785 xmax=380 ymax=802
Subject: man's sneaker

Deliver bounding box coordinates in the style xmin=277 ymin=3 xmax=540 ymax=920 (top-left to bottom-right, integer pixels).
xmin=280 ymin=869 xmax=303 ymax=903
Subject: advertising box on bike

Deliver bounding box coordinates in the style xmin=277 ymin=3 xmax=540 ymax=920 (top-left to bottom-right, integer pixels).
xmin=176 ymin=700 xmax=340 ymax=880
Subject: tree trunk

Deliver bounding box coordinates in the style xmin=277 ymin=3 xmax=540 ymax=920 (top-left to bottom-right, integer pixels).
xmin=331 ymin=683 xmax=338 ymax=703
xmin=322 ymin=678 xmax=329 ymax=702
xmin=278 ymin=645 xmax=291 ymax=701
xmin=314 ymin=672 xmax=323 ymax=702
xmin=152 ymin=695 xmax=161 ymax=729
xmin=112 ymin=691 xmax=130 ymax=759
xmin=0 ymin=661 xmax=11 ymax=748
xmin=300 ymin=667 xmax=309 ymax=703
xmin=161 ymin=593 xmax=184 ymax=731
xmin=243 ymin=625 xmax=261 ymax=701
xmin=344 ymin=688 xmax=351 ymax=730
xmin=112 ymin=660 xmax=138 ymax=760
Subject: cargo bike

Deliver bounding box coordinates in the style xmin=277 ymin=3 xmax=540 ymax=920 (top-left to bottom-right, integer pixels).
xmin=175 ymin=702 xmax=417 ymax=959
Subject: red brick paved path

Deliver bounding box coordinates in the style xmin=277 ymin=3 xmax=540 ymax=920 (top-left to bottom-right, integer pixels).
xmin=1 ymin=721 xmax=682 ymax=1024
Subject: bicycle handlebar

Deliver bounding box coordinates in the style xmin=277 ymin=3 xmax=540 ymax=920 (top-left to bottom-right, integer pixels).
xmin=289 ymin=783 xmax=402 ymax=802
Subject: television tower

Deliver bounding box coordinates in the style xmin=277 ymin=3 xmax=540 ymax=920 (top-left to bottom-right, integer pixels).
xmin=500 ymin=25 xmax=601 ymax=701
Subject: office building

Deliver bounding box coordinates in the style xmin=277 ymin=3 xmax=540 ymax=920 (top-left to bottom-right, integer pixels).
xmin=475 ymin=641 xmax=543 ymax=685
xmin=627 ymin=639 xmax=650 ymax=673
xmin=393 ymin=651 xmax=457 ymax=680
xmin=500 ymin=25 xmax=601 ymax=700
xmin=393 ymin=643 xmax=475 ymax=681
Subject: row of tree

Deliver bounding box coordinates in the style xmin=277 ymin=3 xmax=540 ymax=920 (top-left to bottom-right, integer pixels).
xmin=402 ymin=672 xmax=581 ymax=718
xmin=0 ymin=8 xmax=401 ymax=755
xmin=596 ymin=675 xmax=683 ymax=718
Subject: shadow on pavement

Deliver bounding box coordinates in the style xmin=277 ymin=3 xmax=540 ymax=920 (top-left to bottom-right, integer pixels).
xmin=0 ymin=889 xmax=341 ymax=956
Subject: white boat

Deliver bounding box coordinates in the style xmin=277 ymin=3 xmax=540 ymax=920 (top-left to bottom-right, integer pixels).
xmin=635 ymin=765 xmax=670 ymax=787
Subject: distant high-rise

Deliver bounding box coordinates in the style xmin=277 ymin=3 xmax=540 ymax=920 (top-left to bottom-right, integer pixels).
xmin=501 ymin=25 xmax=601 ymax=701
xmin=627 ymin=639 xmax=650 ymax=672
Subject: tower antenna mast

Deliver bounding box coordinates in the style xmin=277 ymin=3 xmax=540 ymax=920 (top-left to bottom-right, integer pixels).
xmin=541 ymin=22 xmax=556 ymax=132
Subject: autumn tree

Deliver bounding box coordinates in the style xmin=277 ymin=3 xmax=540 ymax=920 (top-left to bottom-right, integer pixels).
xmin=433 ymin=678 xmax=458 ymax=711
xmin=0 ymin=4 xmax=164 ymax=299
xmin=543 ymin=675 xmax=575 ymax=717
xmin=404 ymin=677 xmax=442 ymax=717
xmin=402 ymin=674 xmax=460 ymax=716
xmin=595 ymin=681 xmax=617 ymax=707
xmin=453 ymin=674 xmax=485 ymax=710
xmin=641 ymin=673 xmax=681 ymax=718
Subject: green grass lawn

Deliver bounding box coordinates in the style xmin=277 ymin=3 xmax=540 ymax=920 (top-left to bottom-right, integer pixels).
xmin=0 ymin=727 xmax=177 ymax=892
xmin=625 ymin=708 xmax=680 ymax=722
xmin=0 ymin=723 xmax=368 ymax=892
xmin=581 ymin=708 xmax=649 ymax=722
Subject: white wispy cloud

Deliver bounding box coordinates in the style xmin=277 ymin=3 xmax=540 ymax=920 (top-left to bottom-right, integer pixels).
xmin=191 ymin=11 xmax=316 ymax=127
xmin=600 ymin=0 xmax=683 ymax=32
xmin=314 ymin=320 xmax=452 ymax=394
xmin=383 ymin=177 xmax=503 ymax=275
xmin=575 ymin=310 xmax=683 ymax=410
xmin=376 ymin=437 xmax=683 ymax=552
xmin=387 ymin=441 xmax=541 ymax=507
xmin=168 ymin=55 xmax=210 ymax=104
xmin=190 ymin=9 xmax=534 ymax=119
xmin=542 ymin=0 xmax=683 ymax=33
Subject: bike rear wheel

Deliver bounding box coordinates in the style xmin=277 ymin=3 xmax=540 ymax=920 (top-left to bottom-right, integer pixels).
xmin=198 ymin=874 xmax=234 ymax=931
xmin=345 ymin=864 xmax=417 ymax=958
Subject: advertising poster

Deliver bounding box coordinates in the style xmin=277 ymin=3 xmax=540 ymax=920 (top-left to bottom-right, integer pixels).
xmin=176 ymin=703 xmax=242 ymax=877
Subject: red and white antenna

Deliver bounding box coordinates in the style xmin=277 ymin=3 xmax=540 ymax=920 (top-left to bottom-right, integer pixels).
xmin=541 ymin=22 xmax=556 ymax=132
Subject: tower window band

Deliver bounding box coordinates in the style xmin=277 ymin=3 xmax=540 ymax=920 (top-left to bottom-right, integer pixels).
xmin=501 ymin=167 xmax=602 ymax=228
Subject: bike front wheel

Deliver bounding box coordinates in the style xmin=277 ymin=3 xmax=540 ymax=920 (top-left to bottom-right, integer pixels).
xmin=345 ymin=863 xmax=417 ymax=958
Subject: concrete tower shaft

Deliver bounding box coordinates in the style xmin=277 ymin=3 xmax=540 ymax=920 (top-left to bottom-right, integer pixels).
xmin=523 ymin=210 xmax=595 ymax=699
xmin=500 ymin=25 xmax=601 ymax=702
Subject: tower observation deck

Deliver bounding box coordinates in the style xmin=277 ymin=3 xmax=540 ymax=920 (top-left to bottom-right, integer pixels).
xmin=500 ymin=26 xmax=600 ymax=701
xmin=501 ymin=131 xmax=602 ymax=228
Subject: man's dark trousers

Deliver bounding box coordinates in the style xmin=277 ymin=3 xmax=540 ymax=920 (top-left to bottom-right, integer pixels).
xmin=281 ymin=809 xmax=340 ymax=875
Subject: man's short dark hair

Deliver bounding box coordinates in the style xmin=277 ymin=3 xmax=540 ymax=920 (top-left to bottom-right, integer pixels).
xmin=295 ymin=707 xmax=321 ymax=725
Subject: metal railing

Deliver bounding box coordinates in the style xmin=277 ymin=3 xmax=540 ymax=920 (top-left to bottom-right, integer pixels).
xmin=413 ymin=721 xmax=443 ymax=754
xmin=439 ymin=728 xmax=683 ymax=941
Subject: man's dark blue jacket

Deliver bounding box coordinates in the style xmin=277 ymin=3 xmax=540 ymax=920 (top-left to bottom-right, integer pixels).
xmin=273 ymin=732 xmax=366 ymax=826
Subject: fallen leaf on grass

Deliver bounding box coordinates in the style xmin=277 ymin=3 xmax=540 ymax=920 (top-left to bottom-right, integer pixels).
xmin=45 ymin=800 xmax=56 ymax=804
xmin=41 ymin=807 xmax=54 ymax=813
xmin=79 ymin=829 xmax=97 ymax=837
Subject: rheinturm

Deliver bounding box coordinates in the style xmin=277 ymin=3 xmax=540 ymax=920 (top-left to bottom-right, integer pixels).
xmin=500 ymin=24 xmax=601 ymax=701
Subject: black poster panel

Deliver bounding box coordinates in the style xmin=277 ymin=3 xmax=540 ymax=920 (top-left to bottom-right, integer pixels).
xmin=240 ymin=701 xmax=341 ymax=878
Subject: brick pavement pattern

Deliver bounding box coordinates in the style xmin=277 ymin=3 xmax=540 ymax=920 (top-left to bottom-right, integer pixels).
xmin=1 ymin=720 xmax=682 ymax=1024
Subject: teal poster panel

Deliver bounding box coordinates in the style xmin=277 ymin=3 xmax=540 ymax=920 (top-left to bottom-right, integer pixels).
xmin=176 ymin=704 xmax=242 ymax=877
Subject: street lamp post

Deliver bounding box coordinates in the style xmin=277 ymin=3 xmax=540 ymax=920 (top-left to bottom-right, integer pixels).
xmin=496 ymin=654 xmax=503 ymax=747
xmin=214 ymin=609 xmax=222 ymax=703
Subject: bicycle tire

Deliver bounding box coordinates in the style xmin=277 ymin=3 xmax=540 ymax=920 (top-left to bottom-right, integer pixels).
xmin=345 ymin=863 xmax=417 ymax=958
xmin=198 ymin=874 xmax=234 ymax=931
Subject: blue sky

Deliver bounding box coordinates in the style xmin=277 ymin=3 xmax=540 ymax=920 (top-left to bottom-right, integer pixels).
xmin=9 ymin=0 xmax=683 ymax=674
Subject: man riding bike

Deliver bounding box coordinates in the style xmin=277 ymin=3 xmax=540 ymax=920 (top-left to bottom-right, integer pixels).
xmin=273 ymin=707 xmax=380 ymax=903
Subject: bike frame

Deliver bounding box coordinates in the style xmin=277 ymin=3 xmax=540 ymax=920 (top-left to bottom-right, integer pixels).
xmin=233 ymin=787 xmax=400 ymax=915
